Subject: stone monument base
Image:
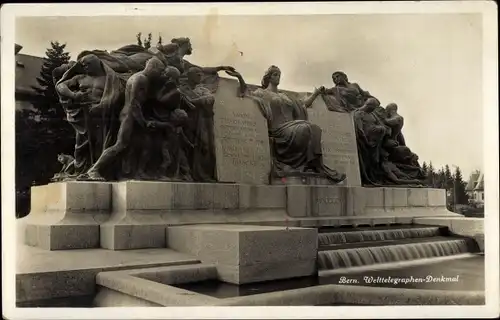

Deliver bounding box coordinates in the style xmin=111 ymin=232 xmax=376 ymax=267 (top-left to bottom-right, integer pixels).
xmin=22 ymin=181 xmax=462 ymax=251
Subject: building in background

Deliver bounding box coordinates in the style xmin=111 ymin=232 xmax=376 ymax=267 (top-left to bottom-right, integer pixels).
xmin=15 ymin=43 xmax=44 ymax=112
xmin=465 ymin=170 xmax=484 ymax=208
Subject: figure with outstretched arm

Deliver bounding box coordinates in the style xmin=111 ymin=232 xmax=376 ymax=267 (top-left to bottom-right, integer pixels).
xmin=164 ymin=37 xmax=236 ymax=75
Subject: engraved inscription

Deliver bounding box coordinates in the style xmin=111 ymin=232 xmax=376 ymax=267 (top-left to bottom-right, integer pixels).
xmin=316 ymin=197 xmax=342 ymax=205
xmin=307 ymin=103 xmax=362 ymax=186
xmin=214 ymin=79 xmax=271 ymax=184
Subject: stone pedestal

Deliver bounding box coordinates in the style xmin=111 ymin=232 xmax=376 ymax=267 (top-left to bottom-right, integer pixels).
xmin=166 ymin=224 xmax=318 ymax=284
xmin=22 ymin=182 xmax=111 ymax=250
xmin=24 ymin=180 xmax=458 ymax=251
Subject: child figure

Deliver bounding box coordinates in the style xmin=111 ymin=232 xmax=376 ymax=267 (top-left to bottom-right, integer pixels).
xmin=155 ymin=108 xmax=195 ymax=181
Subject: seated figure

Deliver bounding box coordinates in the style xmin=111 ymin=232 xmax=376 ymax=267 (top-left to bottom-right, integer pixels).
xmin=224 ymin=66 xmax=346 ymax=184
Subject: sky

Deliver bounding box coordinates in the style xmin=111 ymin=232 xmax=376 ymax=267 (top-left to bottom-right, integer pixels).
xmin=15 ymin=13 xmax=484 ymax=178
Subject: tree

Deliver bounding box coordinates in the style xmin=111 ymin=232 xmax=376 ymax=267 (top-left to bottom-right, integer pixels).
xmin=136 ymin=32 xmax=143 ymax=47
xmin=136 ymin=32 xmax=161 ymax=49
xmin=436 ymin=168 xmax=446 ymax=189
xmin=453 ymin=166 xmax=469 ymax=205
xmin=32 ymin=41 xmax=71 ymax=118
xmin=422 ymin=161 xmax=428 ymax=174
xmin=136 ymin=32 xmax=153 ymax=49
xmin=428 ymin=162 xmax=436 ymax=187
xmin=444 ymin=165 xmax=454 ymax=190
xmin=16 ymin=41 xmax=74 ymax=217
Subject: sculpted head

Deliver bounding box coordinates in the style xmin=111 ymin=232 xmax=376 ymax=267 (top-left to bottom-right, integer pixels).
xmin=159 ymin=43 xmax=179 ymax=57
xmin=362 ymin=97 xmax=380 ymax=113
xmin=261 ymin=65 xmax=281 ymax=88
xmin=171 ymin=108 xmax=189 ymax=126
xmin=144 ymin=57 xmax=166 ymax=78
xmin=163 ymin=66 xmax=181 ymax=83
xmin=386 ymin=103 xmax=398 ymax=115
xmin=332 ymin=71 xmax=348 ymax=86
xmin=187 ymin=66 xmax=203 ymax=85
xmin=171 ymin=37 xmax=192 ymax=55
xmin=79 ymin=54 xmax=102 ymax=76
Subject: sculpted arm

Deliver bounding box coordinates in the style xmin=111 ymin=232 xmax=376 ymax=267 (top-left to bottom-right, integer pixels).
xmin=384 ymin=115 xmax=403 ymax=127
xmin=302 ymin=87 xmax=324 ymax=108
xmin=354 ymin=83 xmax=372 ymax=98
xmin=224 ymin=70 xmax=248 ymax=97
xmin=128 ymin=77 xmax=150 ymax=128
xmin=201 ymin=66 xmax=236 ymax=75
xmin=157 ymin=86 xmax=181 ymax=104
xmin=56 ymin=75 xmax=84 ymax=99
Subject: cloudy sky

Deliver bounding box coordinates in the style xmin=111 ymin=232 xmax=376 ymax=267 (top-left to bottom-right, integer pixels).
xmin=15 ymin=12 xmax=484 ymax=177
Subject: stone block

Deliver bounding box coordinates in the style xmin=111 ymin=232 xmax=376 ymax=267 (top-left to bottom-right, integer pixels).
xmin=213 ymin=184 xmax=239 ymax=209
xmin=24 ymin=182 xmax=111 ymax=250
xmin=346 ymin=186 xmax=366 ymax=216
xmin=395 ymin=216 xmax=414 ymax=224
xmin=171 ymin=183 xmax=215 ymax=210
xmin=113 ymin=181 xmax=174 ymax=211
xmin=365 ymin=188 xmax=385 ymax=208
xmin=238 ymin=185 xmax=286 ymax=209
xmin=427 ymin=189 xmax=447 ymax=207
xmin=100 ymin=222 xmax=166 ymax=250
xmin=311 ymin=186 xmax=347 ymax=217
xmin=384 ymin=188 xmax=409 ymax=209
xmin=372 ymin=217 xmax=396 ymax=226
xmin=216 ymin=259 xmax=316 ymax=284
xmin=408 ymin=188 xmax=429 ymax=207
xmin=286 ymin=185 xmax=311 ymax=217
xmin=350 ymin=217 xmax=373 ymax=227
xmin=167 ymin=224 xmax=318 ymax=284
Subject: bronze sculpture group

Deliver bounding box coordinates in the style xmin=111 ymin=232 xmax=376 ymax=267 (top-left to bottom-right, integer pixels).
xmin=52 ymin=37 xmax=425 ymax=187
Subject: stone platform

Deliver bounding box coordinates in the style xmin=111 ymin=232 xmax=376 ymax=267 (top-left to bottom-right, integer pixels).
xmin=21 ymin=181 xmax=462 ymax=251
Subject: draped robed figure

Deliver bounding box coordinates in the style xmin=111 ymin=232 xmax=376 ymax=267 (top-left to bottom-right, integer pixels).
xmin=226 ymin=66 xmax=346 ymax=184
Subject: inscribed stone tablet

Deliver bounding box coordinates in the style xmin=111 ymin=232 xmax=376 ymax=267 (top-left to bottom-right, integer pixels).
xmin=306 ymin=97 xmax=362 ymax=186
xmin=213 ymin=78 xmax=271 ymax=184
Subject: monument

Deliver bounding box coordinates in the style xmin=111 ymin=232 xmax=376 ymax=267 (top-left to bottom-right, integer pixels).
xmin=17 ymin=38 xmax=484 ymax=308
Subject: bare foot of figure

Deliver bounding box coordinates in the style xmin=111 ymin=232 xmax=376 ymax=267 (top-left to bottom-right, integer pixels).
xmin=77 ymin=170 xmax=106 ymax=181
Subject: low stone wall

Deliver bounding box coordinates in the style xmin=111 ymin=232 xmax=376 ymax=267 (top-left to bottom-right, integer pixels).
xmin=23 ymin=181 xmax=459 ymax=250
xmin=413 ymin=217 xmax=484 ymax=251
xmin=94 ymin=263 xmax=485 ymax=306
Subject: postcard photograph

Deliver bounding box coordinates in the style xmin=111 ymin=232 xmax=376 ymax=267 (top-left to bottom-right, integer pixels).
xmin=1 ymin=1 xmax=498 ymax=319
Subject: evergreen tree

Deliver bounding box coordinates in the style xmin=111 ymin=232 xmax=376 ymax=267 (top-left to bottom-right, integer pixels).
xmin=136 ymin=32 xmax=143 ymax=47
xmin=32 ymin=41 xmax=71 ymax=117
xmin=158 ymin=34 xmax=163 ymax=46
xmin=16 ymin=41 xmax=74 ymax=217
xmin=453 ymin=166 xmax=469 ymax=205
xmin=436 ymin=168 xmax=446 ymax=189
xmin=136 ymin=32 xmax=160 ymax=49
xmin=422 ymin=161 xmax=428 ymax=174
xmin=428 ymin=162 xmax=436 ymax=187
xmin=444 ymin=165 xmax=454 ymax=190
xmin=143 ymin=33 xmax=153 ymax=49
